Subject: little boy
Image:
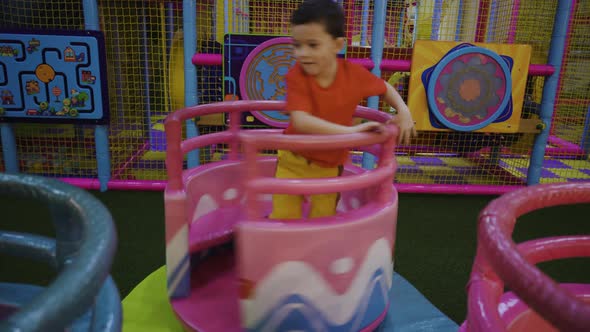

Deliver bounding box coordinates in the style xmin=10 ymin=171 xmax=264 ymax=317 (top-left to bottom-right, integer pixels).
xmin=269 ymin=0 xmax=416 ymax=220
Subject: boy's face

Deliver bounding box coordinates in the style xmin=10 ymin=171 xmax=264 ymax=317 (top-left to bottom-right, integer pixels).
xmin=291 ymin=22 xmax=344 ymax=77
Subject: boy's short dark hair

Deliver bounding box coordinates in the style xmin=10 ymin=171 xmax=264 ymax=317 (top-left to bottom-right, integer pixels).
xmin=291 ymin=0 xmax=345 ymax=38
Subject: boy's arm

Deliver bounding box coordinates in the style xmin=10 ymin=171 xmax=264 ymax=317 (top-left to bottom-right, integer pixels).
xmin=285 ymin=65 xmax=384 ymax=136
xmin=352 ymin=63 xmax=416 ymax=144
xmin=382 ymin=82 xmax=417 ymax=145
xmin=291 ymin=111 xmax=382 ymax=135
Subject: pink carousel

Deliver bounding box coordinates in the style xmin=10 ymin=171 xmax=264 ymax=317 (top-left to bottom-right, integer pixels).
xmin=460 ymin=182 xmax=590 ymax=332
xmin=163 ymin=100 xmax=399 ymax=331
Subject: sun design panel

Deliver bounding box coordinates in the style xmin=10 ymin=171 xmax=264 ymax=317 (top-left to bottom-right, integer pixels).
xmin=408 ymin=40 xmax=531 ymax=133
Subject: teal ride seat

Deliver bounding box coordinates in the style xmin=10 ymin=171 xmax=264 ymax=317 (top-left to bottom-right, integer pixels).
xmin=0 ymin=173 xmax=122 ymax=332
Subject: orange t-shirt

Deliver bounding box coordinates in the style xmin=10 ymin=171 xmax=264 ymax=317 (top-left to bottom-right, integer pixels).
xmin=283 ymin=59 xmax=387 ymax=167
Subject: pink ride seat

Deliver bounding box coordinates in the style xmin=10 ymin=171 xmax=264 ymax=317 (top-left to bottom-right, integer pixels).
xmin=185 ymin=157 xmax=371 ymax=253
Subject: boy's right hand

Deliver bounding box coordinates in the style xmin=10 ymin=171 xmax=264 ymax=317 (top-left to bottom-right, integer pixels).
xmin=352 ymin=121 xmax=385 ymax=133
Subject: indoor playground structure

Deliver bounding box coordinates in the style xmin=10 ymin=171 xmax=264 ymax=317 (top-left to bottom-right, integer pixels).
xmin=0 ymin=0 xmax=589 ymax=331
xmin=0 ymin=0 xmax=588 ymax=193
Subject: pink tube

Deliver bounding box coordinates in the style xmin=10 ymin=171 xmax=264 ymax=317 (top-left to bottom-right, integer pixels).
xmin=545 ymin=146 xmax=586 ymax=157
xmin=396 ymin=145 xmax=458 ymax=154
xmin=354 ymin=105 xmax=393 ymax=123
xmin=546 ymin=135 xmax=586 ymax=156
xmin=395 ymin=183 xmax=522 ymax=195
xmin=191 ymin=53 xmax=223 ymax=66
xmin=465 ymin=281 xmax=504 ymax=332
xmin=507 ymin=0 xmax=520 ymax=43
xmin=380 ymin=59 xmax=412 ymax=72
xmin=61 ymin=178 xmax=527 ymax=195
xmin=192 ymin=55 xmax=410 ymax=73
xmin=517 ymin=236 xmax=590 ymax=264
xmin=247 ymin=167 xmax=393 ymax=195
xmin=59 ymin=178 xmax=166 ymax=191
xmin=551 ymin=0 xmax=577 ymax=136
xmin=346 ymin=58 xmax=412 ymax=72
xmin=360 ymin=306 xmax=389 ymax=332
xmin=475 ymin=1 xmax=491 ymax=43
xmin=347 ymin=58 xmax=375 ymax=69
xmin=238 ymin=127 xmax=398 ymax=151
xmin=181 ymin=131 xmax=235 ymax=155
xmin=548 ymin=135 xmax=582 ymax=150
xmin=528 ymin=64 xmax=555 ymax=76
xmin=191 ymin=52 xmax=554 ymax=77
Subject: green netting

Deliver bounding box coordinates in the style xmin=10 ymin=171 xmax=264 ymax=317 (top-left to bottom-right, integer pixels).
xmin=547 ymin=1 xmax=590 ymax=183
xmin=0 ymin=0 xmax=93 ymax=179
xmin=0 ymin=0 xmax=588 ymax=188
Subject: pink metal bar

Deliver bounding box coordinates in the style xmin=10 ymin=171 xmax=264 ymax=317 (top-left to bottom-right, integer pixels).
xmin=113 ymin=141 xmax=150 ymax=179
xmin=247 ymin=167 xmax=393 ymax=195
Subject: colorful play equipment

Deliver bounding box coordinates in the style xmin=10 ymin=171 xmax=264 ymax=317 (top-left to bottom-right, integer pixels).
xmin=460 ymin=181 xmax=590 ymax=331
xmin=0 ymin=173 xmax=121 ymax=331
xmin=164 ymin=100 xmax=405 ymax=331
xmin=408 ymin=41 xmax=532 ymax=133
xmin=0 ymin=0 xmax=111 ymax=191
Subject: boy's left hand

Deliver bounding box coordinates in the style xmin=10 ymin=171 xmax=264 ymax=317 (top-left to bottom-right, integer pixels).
xmin=387 ymin=108 xmax=417 ymax=145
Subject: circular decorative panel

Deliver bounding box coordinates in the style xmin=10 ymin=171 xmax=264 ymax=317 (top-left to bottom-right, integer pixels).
xmin=426 ymin=46 xmax=512 ymax=132
xmin=239 ymin=37 xmax=295 ymax=128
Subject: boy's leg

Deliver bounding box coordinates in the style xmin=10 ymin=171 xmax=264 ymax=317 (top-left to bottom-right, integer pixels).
xmin=269 ymin=150 xmax=304 ymax=219
xmin=309 ymin=165 xmax=343 ymax=218
xmin=270 ymin=193 xmax=303 ymax=219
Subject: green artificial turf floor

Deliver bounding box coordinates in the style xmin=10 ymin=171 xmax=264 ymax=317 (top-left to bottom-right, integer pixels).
xmin=1 ymin=190 xmax=589 ymax=324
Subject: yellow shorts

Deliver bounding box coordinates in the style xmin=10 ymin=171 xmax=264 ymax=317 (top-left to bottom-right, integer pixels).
xmin=269 ymin=150 xmax=343 ymax=220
